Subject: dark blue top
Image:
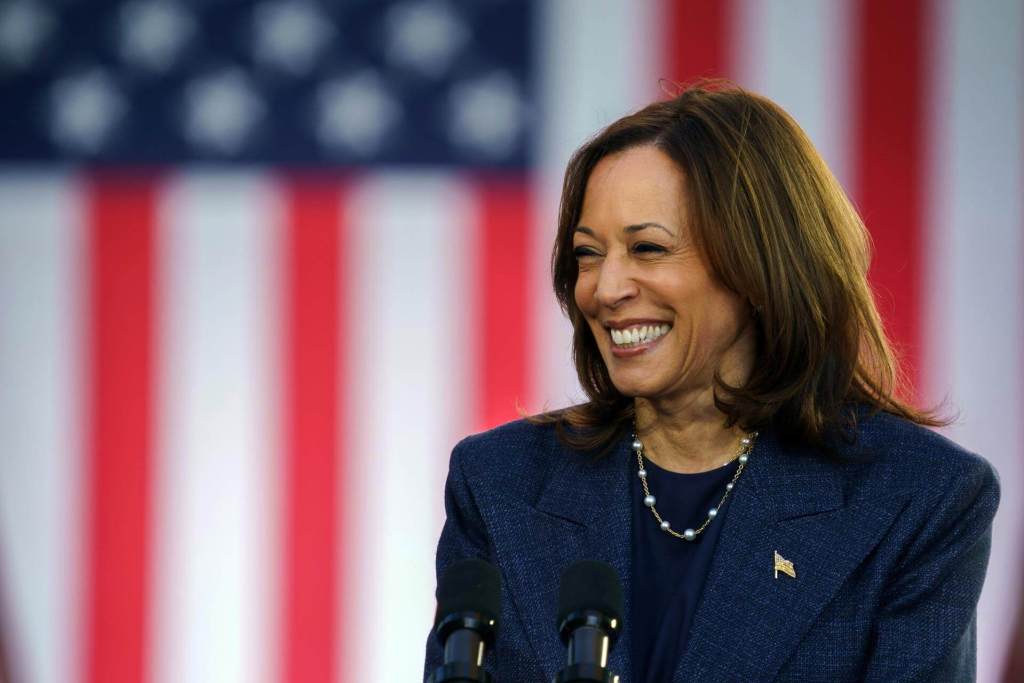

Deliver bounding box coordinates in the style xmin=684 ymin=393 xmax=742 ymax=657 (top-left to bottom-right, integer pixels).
xmin=630 ymin=456 xmax=738 ymax=683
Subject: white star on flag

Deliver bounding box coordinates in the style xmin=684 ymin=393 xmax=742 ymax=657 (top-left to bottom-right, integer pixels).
xmin=48 ymin=68 xmax=126 ymax=153
xmin=316 ymin=70 xmax=402 ymax=156
xmin=252 ymin=0 xmax=334 ymax=76
xmin=385 ymin=0 xmax=467 ymax=78
xmin=119 ymin=0 xmax=195 ymax=73
xmin=448 ymin=71 xmax=525 ymax=160
xmin=183 ymin=68 xmax=265 ymax=155
xmin=0 ymin=0 xmax=55 ymax=69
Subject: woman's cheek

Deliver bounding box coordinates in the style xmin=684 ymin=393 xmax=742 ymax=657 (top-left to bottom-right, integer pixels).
xmin=574 ymin=273 xmax=596 ymax=313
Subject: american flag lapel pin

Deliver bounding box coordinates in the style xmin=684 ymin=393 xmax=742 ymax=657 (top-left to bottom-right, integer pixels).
xmin=774 ymin=550 xmax=796 ymax=579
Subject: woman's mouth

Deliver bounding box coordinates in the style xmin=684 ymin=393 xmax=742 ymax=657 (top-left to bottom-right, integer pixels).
xmin=608 ymin=323 xmax=671 ymax=357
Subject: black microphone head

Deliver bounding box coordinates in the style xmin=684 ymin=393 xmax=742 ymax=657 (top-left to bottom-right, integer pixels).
xmin=557 ymin=560 xmax=624 ymax=626
xmin=434 ymin=558 xmax=502 ymax=629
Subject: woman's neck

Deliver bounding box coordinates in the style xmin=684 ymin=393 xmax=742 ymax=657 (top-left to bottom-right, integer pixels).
xmin=634 ymin=392 xmax=746 ymax=474
xmin=633 ymin=320 xmax=756 ymax=473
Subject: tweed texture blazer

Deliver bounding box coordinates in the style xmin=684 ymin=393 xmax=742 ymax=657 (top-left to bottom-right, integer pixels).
xmin=423 ymin=411 xmax=1000 ymax=682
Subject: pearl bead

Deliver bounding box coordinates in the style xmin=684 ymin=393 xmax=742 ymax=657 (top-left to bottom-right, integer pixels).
xmin=726 ymin=482 xmax=734 ymax=491
xmin=708 ymin=508 xmax=718 ymax=519
xmin=643 ymin=494 xmax=656 ymax=507
xmin=738 ymin=453 xmax=748 ymax=464
xmin=660 ymin=520 xmax=671 ymax=531
xmin=683 ymin=528 xmax=696 ymax=541
xmin=741 ymin=437 xmax=751 ymax=446
xmin=632 ymin=439 xmax=642 ymax=451
xmin=637 ymin=468 xmax=647 ymax=478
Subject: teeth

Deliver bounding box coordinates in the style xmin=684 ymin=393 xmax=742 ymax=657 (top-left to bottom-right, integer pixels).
xmin=609 ymin=324 xmax=670 ymax=348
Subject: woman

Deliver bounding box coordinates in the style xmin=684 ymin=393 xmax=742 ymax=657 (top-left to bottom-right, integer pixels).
xmin=424 ymin=85 xmax=1000 ymax=682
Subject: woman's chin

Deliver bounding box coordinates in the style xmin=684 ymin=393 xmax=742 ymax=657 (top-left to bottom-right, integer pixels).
xmin=608 ymin=373 xmax=667 ymax=400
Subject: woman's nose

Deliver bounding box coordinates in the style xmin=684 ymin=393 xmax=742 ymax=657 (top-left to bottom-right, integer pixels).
xmin=594 ymin=257 xmax=638 ymax=309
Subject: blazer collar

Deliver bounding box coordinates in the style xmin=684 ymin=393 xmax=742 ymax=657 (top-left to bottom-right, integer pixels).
xmin=513 ymin=430 xmax=634 ymax=681
xmin=505 ymin=425 xmax=903 ymax=683
xmin=534 ymin=430 xmax=633 ymax=525
xmin=742 ymin=428 xmax=845 ymax=522
xmin=672 ymin=428 xmax=907 ymax=682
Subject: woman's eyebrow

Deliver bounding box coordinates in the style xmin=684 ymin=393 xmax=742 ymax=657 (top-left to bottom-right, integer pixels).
xmin=574 ymin=223 xmax=673 ymax=237
xmin=624 ymin=222 xmax=674 ymax=236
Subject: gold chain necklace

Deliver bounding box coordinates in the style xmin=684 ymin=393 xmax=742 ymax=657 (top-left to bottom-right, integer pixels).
xmin=632 ymin=428 xmax=758 ymax=541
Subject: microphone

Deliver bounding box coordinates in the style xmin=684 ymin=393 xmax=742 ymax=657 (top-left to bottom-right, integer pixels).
xmin=553 ymin=560 xmax=623 ymax=683
xmin=429 ymin=558 xmax=502 ymax=683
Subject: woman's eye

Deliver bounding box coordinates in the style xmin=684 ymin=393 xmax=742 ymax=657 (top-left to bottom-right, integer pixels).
xmin=634 ymin=242 xmax=667 ymax=254
xmin=573 ymin=246 xmax=599 ymax=259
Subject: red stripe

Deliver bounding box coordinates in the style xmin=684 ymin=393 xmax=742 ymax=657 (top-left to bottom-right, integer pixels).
xmin=663 ymin=0 xmax=735 ymax=84
xmin=476 ymin=179 xmax=532 ymax=429
xmin=853 ymin=0 xmax=927 ymax=399
xmin=280 ymin=178 xmax=345 ymax=683
xmin=82 ymin=175 xmax=158 ymax=683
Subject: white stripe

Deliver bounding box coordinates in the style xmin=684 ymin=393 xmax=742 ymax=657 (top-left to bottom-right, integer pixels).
xmin=925 ymin=2 xmax=1024 ymax=680
xmin=152 ymin=173 xmax=281 ymax=683
xmin=344 ymin=174 xmax=474 ymax=682
xmin=531 ymin=0 xmax=659 ymax=412
xmin=735 ymin=0 xmax=853 ymax=189
xmin=0 ymin=173 xmax=82 ymax=683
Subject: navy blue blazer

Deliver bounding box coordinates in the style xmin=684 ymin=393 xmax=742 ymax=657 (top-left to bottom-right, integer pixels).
xmin=424 ymin=411 xmax=1000 ymax=682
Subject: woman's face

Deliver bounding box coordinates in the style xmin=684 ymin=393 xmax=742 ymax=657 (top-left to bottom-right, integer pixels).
xmin=573 ymin=145 xmax=754 ymax=402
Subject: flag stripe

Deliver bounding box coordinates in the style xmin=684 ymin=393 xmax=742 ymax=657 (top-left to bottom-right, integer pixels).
xmin=344 ymin=174 xmax=474 ymax=682
xmin=83 ymin=175 xmax=158 ymax=683
xmin=0 ymin=174 xmax=82 ymax=683
xmin=734 ymin=0 xmax=852 ymax=188
xmin=477 ymin=178 xmax=533 ymax=429
xmin=664 ymin=0 xmax=735 ymax=84
xmin=153 ymin=173 xmax=280 ymax=683
xmin=280 ymin=179 xmax=344 ymax=683
xmin=923 ymin=1 xmax=1024 ymax=678
xmin=853 ymin=0 xmax=927 ymax=397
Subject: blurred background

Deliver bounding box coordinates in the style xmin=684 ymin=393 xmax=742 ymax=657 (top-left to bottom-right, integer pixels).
xmin=0 ymin=0 xmax=1020 ymax=681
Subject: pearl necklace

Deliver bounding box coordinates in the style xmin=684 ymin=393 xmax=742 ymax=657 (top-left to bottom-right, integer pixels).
xmin=632 ymin=429 xmax=757 ymax=541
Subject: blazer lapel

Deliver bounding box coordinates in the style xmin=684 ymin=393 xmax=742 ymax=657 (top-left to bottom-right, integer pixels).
xmin=673 ymin=430 xmax=910 ymax=682
xmin=499 ymin=433 xmax=633 ymax=683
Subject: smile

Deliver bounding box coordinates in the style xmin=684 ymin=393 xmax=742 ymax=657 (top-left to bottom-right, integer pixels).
xmin=609 ymin=323 xmax=671 ymax=349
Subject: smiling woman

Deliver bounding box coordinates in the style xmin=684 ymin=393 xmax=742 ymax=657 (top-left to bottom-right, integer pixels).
xmin=545 ymin=86 xmax=939 ymax=458
xmin=424 ymin=85 xmax=1000 ymax=683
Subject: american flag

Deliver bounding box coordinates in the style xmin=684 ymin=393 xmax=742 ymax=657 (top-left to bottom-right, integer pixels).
xmin=0 ymin=1 xmax=1020 ymax=682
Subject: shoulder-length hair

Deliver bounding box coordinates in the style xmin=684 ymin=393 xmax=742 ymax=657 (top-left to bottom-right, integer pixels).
xmin=533 ymin=83 xmax=943 ymax=453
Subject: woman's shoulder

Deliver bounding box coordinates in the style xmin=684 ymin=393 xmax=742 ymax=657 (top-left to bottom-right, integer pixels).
xmin=839 ymin=410 xmax=1000 ymax=507
xmin=454 ymin=417 xmax=560 ymax=454
xmin=446 ymin=417 xmax=575 ymax=497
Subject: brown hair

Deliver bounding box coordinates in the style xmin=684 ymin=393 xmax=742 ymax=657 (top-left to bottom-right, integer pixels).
xmin=533 ymin=83 xmax=944 ymax=453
